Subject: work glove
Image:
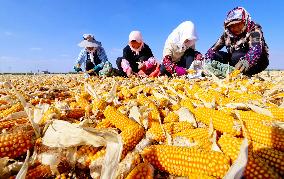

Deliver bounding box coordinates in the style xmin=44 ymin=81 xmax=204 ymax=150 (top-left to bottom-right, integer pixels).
xmin=74 ymin=66 xmax=82 ymax=72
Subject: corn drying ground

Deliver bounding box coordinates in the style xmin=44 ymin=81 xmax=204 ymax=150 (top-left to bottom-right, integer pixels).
xmin=0 ymin=71 xmax=283 ymax=179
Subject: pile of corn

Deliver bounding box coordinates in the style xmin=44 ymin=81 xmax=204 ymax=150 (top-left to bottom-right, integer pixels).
xmin=0 ymin=71 xmax=283 ymax=179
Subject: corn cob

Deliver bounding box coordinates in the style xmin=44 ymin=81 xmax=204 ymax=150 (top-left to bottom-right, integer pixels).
xmin=61 ymin=108 xmax=85 ymax=119
xmin=95 ymin=119 xmax=115 ymax=129
xmin=104 ymin=106 xmax=138 ymax=131
xmin=0 ymin=117 xmax=28 ymax=131
xmin=121 ymin=124 xmax=145 ymax=158
xmin=245 ymin=120 xmax=284 ymax=151
xmin=253 ymin=142 xmax=284 ymax=176
xmin=236 ymin=110 xmax=274 ymax=122
xmin=77 ymin=145 xmax=101 ymax=166
xmin=39 ymin=106 xmax=61 ymax=124
xmin=142 ymin=145 xmax=230 ymax=178
xmin=193 ymin=107 xmax=241 ymax=136
xmin=121 ymin=87 xmax=132 ymax=99
xmin=244 ymin=154 xmax=280 ymax=179
xmin=92 ymin=98 xmax=107 ymax=112
xmin=163 ymin=112 xmax=179 ymax=123
xmin=0 ymin=102 xmax=23 ymax=119
xmin=160 ymin=108 xmax=169 ymax=119
xmin=163 ymin=121 xmax=194 ymax=135
xmin=26 ymin=165 xmax=53 ymax=179
xmin=137 ymin=94 xmax=160 ymax=125
xmin=125 ymin=163 xmax=154 ymax=179
xmin=173 ymin=128 xmax=212 ymax=150
xmin=87 ymin=148 xmax=106 ymax=166
xmin=217 ymin=134 xmax=243 ymax=163
xmin=0 ymin=126 xmax=34 ymax=158
xmin=180 ymin=98 xmax=195 ymax=112
xmin=268 ymin=107 xmax=284 ymax=121
xmin=146 ymin=122 xmax=166 ymax=142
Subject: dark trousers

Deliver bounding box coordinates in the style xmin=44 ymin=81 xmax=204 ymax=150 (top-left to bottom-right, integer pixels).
xmin=211 ymin=51 xmax=269 ymax=76
xmin=86 ymin=60 xmax=100 ymax=76
xmin=160 ymin=48 xmax=195 ymax=76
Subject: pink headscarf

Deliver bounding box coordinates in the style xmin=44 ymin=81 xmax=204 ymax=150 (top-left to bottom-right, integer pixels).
xmin=129 ymin=31 xmax=144 ymax=55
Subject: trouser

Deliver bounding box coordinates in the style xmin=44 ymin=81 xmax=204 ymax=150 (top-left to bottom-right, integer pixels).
xmin=211 ymin=51 xmax=269 ymax=76
xmin=86 ymin=60 xmax=101 ymax=76
xmin=160 ymin=48 xmax=195 ymax=76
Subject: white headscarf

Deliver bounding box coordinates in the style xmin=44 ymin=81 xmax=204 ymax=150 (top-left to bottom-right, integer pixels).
xmin=128 ymin=31 xmax=144 ymax=55
xmin=166 ymin=21 xmax=198 ymax=52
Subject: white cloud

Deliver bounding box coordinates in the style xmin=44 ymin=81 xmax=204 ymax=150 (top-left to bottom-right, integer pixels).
xmin=30 ymin=47 xmax=42 ymax=51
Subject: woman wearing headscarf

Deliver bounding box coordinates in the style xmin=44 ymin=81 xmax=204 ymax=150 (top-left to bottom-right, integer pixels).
xmin=205 ymin=7 xmax=269 ymax=76
xmin=74 ymin=34 xmax=112 ymax=76
xmin=160 ymin=21 xmax=203 ymax=76
xmin=116 ymin=31 xmax=159 ymax=77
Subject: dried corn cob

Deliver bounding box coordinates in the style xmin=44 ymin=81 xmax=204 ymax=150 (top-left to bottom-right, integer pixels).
xmin=61 ymin=108 xmax=85 ymax=119
xmin=236 ymin=110 xmax=274 ymax=122
xmin=92 ymin=98 xmax=107 ymax=112
xmin=0 ymin=117 xmax=28 ymax=131
xmin=95 ymin=119 xmax=115 ymax=129
xmin=163 ymin=121 xmax=194 ymax=135
xmin=104 ymin=106 xmax=138 ymax=131
xmin=173 ymin=128 xmax=212 ymax=150
xmin=244 ymin=154 xmax=280 ymax=179
xmin=146 ymin=122 xmax=165 ymax=142
xmin=253 ymin=142 xmax=284 ymax=176
xmin=217 ymin=134 xmax=243 ymax=163
xmin=121 ymin=124 xmax=145 ymax=158
xmin=245 ymin=120 xmax=284 ymax=151
xmin=40 ymin=106 xmax=61 ymax=124
xmin=87 ymin=148 xmax=106 ymax=166
xmin=0 ymin=102 xmax=23 ymax=119
xmin=163 ymin=112 xmax=179 ymax=123
xmin=268 ymin=107 xmax=284 ymax=121
xmin=142 ymin=145 xmax=230 ymax=178
xmin=193 ymin=107 xmax=241 ymax=136
xmin=180 ymin=98 xmax=195 ymax=112
xmin=0 ymin=126 xmax=34 ymax=158
xmin=125 ymin=162 xmax=154 ymax=179
xmin=26 ymin=165 xmax=53 ymax=179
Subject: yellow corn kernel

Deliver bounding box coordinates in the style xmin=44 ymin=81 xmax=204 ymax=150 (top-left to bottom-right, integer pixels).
xmin=236 ymin=110 xmax=274 ymax=122
xmin=253 ymin=142 xmax=284 ymax=176
xmin=193 ymin=107 xmax=241 ymax=136
xmin=245 ymin=120 xmax=284 ymax=152
xmin=0 ymin=127 xmax=34 ymax=159
xmin=0 ymin=117 xmax=28 ymax=131
xmin=163 ymin=121 xmax=194 ymax=135
xmin=103 ymin=106 xmax=138 ymax=131
xmin=39 ymin=106 xmax=61 ymax=124
xmin=217 ymin=134 xmax=243 ymax=163
xmin=121 ymin=124 xmax=145 ymax=158
xmin=146 ymin=122 xmax=166 ymax=142
xmin=244 ymin=154 xmax=280 ymax=179
xmin=163 ymin=112 xmax=179 ymax=123
xmin=180 ymin=98 xmax=195 ymax=112
xmin=125 ymin=163 xmax=154 ymax=179
xmin=268 ymin=107 xmax=284 ymax=121
xmin=142 ymin=145 xmax=230 ymax=178
xmin=0 ymin=102 xmax=23 ymax=119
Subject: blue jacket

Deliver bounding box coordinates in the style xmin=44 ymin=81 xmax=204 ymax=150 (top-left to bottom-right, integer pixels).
xmin=75 ymin=40 xmax=108 ymax=70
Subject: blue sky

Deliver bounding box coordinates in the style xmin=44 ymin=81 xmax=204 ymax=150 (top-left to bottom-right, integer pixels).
xmin=0 ymin=0 xmax=283 ymax=72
